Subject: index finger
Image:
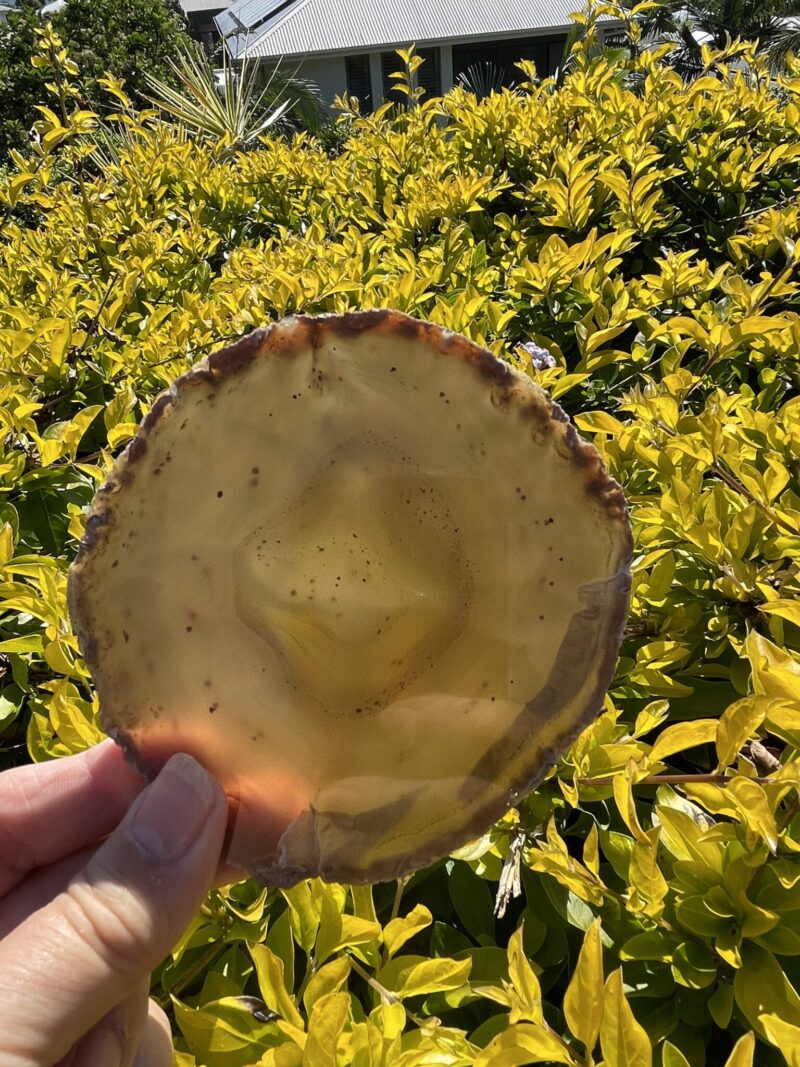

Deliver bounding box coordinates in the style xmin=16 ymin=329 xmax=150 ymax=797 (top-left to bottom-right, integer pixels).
xmin=0 ymin=740 xmax=145 ymax=896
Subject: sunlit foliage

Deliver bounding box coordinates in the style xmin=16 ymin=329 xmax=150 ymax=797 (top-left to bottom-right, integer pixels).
xmin=1 ymin=6 xmax=800 ymax=1064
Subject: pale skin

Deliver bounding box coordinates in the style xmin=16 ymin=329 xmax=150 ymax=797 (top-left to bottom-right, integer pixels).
xmin=0 ymin=741 xmax=240 ymax=1066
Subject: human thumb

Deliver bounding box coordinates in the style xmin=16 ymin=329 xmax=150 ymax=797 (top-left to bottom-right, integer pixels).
xmin=0 ymin=752 xmax=227 ymax=1066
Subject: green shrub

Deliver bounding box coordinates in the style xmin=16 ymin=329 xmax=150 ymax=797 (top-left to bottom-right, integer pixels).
xmin=0 ymin=0 xmax=190 ymax=157
xmin=0 ymin=0 xmax=50 ymax=158
xmin=1 ymin=7 xmax=800 ymax=1064
xmin=54 ymin=0 xmax=189 ymax=103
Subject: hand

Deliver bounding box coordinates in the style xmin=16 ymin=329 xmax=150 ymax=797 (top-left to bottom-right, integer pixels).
xmin=0 ymin=741 xmax=229 ymax=1066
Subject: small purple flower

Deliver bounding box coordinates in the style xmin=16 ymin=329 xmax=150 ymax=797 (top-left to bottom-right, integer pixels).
xmin=520 ymin=342 xmax=556 ymax=371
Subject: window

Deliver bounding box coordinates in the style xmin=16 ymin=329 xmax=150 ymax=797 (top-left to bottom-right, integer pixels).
xmin=452 ymin=35 xmax=568 ymax=87
xmin=381 ymin=50 xmax=404 ymax=103
xmin=186 ymin=10 xmax=224 ymax=57
xmin=381 ymin=47 xmax=440 ymax=105
xmin=417 ymin=48 xmax=440 ymax=98
xmin=345 ymin=54 xmax=372 ymax=113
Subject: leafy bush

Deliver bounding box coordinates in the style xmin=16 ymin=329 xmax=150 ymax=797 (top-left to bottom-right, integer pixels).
xmin=632 ymin=0 xmax=800 ymax=76
xmin=0 ymin=0 xmax=190 ymax=157
xmin=2 ymin=7 xmax=800 ymax=1064
xmin=0 ymin=0 xmax=51 ymax=159
xmin=54 ymin=0 xmax=189 ymax=102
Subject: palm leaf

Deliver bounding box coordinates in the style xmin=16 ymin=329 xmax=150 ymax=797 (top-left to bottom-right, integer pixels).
xmin=144 ymin=37 xmax=319 ymax=148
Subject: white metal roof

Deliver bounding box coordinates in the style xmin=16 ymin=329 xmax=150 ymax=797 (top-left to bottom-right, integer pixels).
xmin=217 ymin=0 xmax=583 ymax=60
xmin=180 ymin=0 xmax=229 ymax=13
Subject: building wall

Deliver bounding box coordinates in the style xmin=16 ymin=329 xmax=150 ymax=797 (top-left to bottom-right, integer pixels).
xmin=255 ymin=28 xmax=584 ymax=112
xmin=291 ymin=31 xmax=570 ymax=111
xmin=296 ymin=55 xmax=348 ymax=106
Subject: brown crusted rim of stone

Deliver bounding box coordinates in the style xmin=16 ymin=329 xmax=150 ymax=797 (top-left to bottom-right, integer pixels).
xmin=67 ymin=309 xmax=633 ymax=885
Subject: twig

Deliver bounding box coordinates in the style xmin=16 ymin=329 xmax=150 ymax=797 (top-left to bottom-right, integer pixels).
xmin=380 ymin=875 xmax=409 ymax=966
xmin=651 ymin=418 xmax=798 ymax=535
xmin=349 ymin=956 xmax=431 ymax=1030
xmin=577 ymin=773 xmax=775 ymax=787
xmin=293 ymin=954 xmax=317 ymax=1008
xmin=156 ymin=939 xmax=226 ymax=1009
xmin=73 ymin=274 xmax=120 ymax=363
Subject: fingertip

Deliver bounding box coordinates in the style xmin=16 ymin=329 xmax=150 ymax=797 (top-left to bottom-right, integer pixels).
xmin=126 ymin=752 xmax=227 ymax=863
xmin=132 ymin=1001 xmax=173 ymax=1067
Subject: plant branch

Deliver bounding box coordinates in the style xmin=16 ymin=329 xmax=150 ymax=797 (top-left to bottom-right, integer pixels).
xmin=156 ymin=939 xmax=226 ymax=1008
xmin=348 ymin=956 xmax=430 ymax=1029
xmin=294 ymin=953 xmax=316 ymax=1008
xmin=577 ymin=773 xmax=775 ymax=787
xmin=380 ymin=875 xmax=409 ymax=966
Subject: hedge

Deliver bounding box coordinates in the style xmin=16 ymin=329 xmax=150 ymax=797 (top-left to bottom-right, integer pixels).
xmin=1 ymin=7 xmax=799 ymax=1065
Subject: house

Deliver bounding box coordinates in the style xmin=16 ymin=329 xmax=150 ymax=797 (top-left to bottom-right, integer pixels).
xmin=182 ymin=0 xmax=230 ymax=53
xmin=211 ymin=0 xmax=612 ymax=109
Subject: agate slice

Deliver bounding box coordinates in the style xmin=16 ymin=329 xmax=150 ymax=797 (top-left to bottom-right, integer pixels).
xmin=68 ymin=311 xmax=632 ymax=886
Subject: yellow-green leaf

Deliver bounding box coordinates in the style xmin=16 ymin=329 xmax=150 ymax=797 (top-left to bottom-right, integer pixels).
xmin=507 ymin=924 xmax=543 ymax=1024
xmin=629 ymin=828 xmax=668 ymax=917
xmin=662 ymin=1042 xmax=691 ymax=1067
xmin=282 ymin=882 xmax=322 ymax=954
xmin=723 ymin=1032 xmax=756 ymax=1067
xmin=314 ymin=888 xmax=381 ymax=966
xmin=600 ymin=969 xmax=652 ymax=1067
xmin=759 ymin=600 xmax=800 ymax=627
xmin=376 ymin=955 xmax=471 ymax=998
xmin=613 ymin=772 xmax=646 ymax=842
xmin=650 ymin=719 xmax=717 ymax=763
xmin=474 ymin=1023 xmax=574 ymax=1067
xmin=172 ymin=996 xmax=280 ymax=1067
xmin=303 ymin=957 xmax=351 ymax=1013
xmin=563 ymin=918 xmax=603 ymax=1053
xmin=303 ymin=991 xmax=350 ymax=1067
xmin=746 ymin=632 xmax=800 ymax=705
xmin=382 ymin=904 xmax=433 ymax=959
xmin=715 ymin=697 xmax=772 ymax=771
xmin=250 ymin=943 xmax=304 ymax=1029
xmin=758 ymin=1016 xmax=800 ymax=1066
xmin=734 ymin=943 xmax=800 ymax=1040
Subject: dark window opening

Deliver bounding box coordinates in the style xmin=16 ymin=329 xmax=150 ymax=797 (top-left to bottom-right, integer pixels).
xmin=381 ymin=49 xmax=404 ymax=102
xmin=381 ymin=47 xmax=440 ymax=105
xmin=452 ymin=34 xmax=568 ymax=87
xmin=186 ymin=10 xmax=224 ymax=57
xmin=417 ymin=48 xmax=440 ymax=98
xmin=345 ymin=54 xmax=372 ymax=113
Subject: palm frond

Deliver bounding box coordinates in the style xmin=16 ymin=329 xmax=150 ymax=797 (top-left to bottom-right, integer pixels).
xmin=143 ymin=37 xmax=319 ymax=148
xmin=766 ymin=21 xmax=800 ymax=67
xmin=456 ymin=61 xmax=509 ymax=99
